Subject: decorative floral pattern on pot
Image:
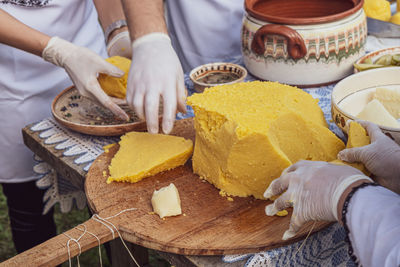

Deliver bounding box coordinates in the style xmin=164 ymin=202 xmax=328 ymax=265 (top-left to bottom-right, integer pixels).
xmin=242 ymin=9 xmax=367 ymax=87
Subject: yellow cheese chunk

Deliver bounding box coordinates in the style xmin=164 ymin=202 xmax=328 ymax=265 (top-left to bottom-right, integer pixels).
xmin=98 ymin=56 xmax=131 ymax=99
xmin=187 ymin=81 xmax=345 ymax=199
xmin=357 ymin=99 xmax=400 ymax=128
xmin=151 ymin=183 xmax=182 ymax=218
xmin=107 ymin=132 xmax=193 ymax=183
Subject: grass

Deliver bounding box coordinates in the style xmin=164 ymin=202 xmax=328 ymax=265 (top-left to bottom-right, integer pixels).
xmin=0 ymin=187 xmax=170 ymax=267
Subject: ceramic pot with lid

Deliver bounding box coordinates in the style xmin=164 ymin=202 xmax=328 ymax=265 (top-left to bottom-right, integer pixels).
xmin=242 ymin=0 xmax=367 ymax=87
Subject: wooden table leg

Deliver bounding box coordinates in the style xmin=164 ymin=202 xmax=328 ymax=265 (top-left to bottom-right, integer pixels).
xmin=109 ymin=239 xmax=149 ymax=267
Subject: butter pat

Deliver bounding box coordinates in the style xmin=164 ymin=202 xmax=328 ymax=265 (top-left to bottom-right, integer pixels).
xmin=357 ymin=99 xmax=400 ymax=128
xmin=373 ymin=87 xmax=400 ymax=119
xmin=151 ymin=183 xmax=182 ymax=218
xmin=107 ymin=132 xmax=193 ymax=183
xmin=187 ymin=81 xmax=345 ymax=199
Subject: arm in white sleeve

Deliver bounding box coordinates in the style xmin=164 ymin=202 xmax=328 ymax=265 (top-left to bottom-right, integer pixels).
xmin=344 ymin=184 xmax=400 ymax=267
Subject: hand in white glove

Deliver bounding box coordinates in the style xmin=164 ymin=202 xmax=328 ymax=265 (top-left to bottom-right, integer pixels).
xmin=42 ymin=36 xmax=129 ymax=121
xmin=264 ymin=160 xmax=372 ymax=240
xmin=107 ymin=31 xmax=132 ymax=58
xmin=338 ymin=121 xmax=400 ymax=194
xmin=127 ymin=33 xmax=187 ymax=134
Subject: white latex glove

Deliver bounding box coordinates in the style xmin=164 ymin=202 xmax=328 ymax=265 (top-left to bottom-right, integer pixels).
xmin=264 ymin=161 xmax=372 ymax=240
xmin=338 ymin=121 xmax=400 ymax=194
xmin=42 ymin=36 xmax=129 ymax=121
xmin=107 ymin=31 xmax=132 ymax=58
xmin=127 ymin=33 xmax=187 ymax=134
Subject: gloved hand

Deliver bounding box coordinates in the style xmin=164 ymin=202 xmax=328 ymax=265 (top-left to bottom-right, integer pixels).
xmin=107 ymin=31 xmax=132 ymax=58
xmin=338 ymin=121 xmax=400 ymax=194
xmin=264 ymin=160 xmax=372 ymax=240
xmin=126 ymin=33 xmax=187 ymax=134
xmin=42 ymin=36 xmax=129 ymax=121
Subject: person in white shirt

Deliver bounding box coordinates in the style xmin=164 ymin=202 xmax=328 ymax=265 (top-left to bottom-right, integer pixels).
xmin=120 ymin=0 xmax=244 ymax=134
xmin=265 ymin=121 xmax=400 ymax=267
xmin=0 ymin=0 xmax=129 ymax=253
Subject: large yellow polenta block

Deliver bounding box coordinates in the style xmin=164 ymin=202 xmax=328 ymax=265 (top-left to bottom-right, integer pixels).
xmin=98 ymin=56 xmax=131 ymax=99
xmin=107 ymin=132 xmax=193 ymax=184
xmin=187 ymin=81 xmax=345 ymax=199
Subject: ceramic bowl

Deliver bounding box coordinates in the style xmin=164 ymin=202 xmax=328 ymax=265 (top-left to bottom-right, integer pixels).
xmin=331 ymin=67 xmax=400 ymax=144
xmin=354 ymin=46 xmax=400 ymax=73
xmin=242 ymin=0 xmax=366 ymax=87
xmin=189 ymin=62 xmax=248 ymax=93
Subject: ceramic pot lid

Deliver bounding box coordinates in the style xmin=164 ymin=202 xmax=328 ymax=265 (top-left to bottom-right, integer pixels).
xmin=245 ymin=0 xmax=363 ymax=25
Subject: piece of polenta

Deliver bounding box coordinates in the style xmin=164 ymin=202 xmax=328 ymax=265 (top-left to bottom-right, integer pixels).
xmin=98 ymin=56 xmax=131 ymax=99
xmin=107 ymin=132 xmax=193 ymax=184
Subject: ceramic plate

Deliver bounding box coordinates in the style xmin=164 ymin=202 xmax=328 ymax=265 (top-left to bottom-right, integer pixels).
xmin=52 ymin=86 xmax=159 ymax=136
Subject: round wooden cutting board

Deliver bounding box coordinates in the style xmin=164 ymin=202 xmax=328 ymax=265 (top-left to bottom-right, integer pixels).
xmin=85 ymin=118 xmax=331 ymax=255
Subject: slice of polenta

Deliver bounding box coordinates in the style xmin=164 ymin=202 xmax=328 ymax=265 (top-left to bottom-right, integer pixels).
xmin=331 ymin=121 xmax=371 ymax=175
xmin=107 ymin=132 xmax=193 ymax=184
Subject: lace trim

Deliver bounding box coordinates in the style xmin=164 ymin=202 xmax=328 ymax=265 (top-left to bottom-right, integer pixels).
xmin=341 ymin=182 xmax=379 ymax=266
xmin=0 ymin=0 xmax=51 ymax=7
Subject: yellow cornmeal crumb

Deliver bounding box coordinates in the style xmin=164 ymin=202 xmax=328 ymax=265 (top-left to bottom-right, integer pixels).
xmin=219 ymin=190 xmax=227 ymax=197
xmin=103 ymin=143 xmax=116 ymax=153
xmin=276 ymin=210 xmax=288 ymax=217
xmin=98 ymin=56 xmax=131 ymax=99
xmin=107 ymin=132 xmax=193 ymax=184
xmin=148 ymin=211 xmax=156 ymax=215
xmin=102 ymin=170 xmax=107 ymax=178
xmin=187 ymin=81 xmax=345 ymax=199
xmin=227 ymin=197 xmax=234 ymax=202
xmin=331 ymin=121 xmax=371 ymax=175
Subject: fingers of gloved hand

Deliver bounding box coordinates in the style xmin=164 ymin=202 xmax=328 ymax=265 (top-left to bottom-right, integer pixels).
xmin=337 ymin=146 xmax=366 ymax=163
xmin=145 ymin=92 xmax=161 ymax=134
xmin=357 ymin=120 xmax=385 ymax=142
xmin=265 ymin=191 xmax=293 ymax=216
xmin=176 ymin=73 xmax=187 ymax=114
xmin=282 ymin=213 xmax=303 ymax=240
xmin=161 ymin=82 xmax=177 ymax=134
xmin=98 ymin=60 xmax=125 ymax=78
xmin=264 ymin=174 xmax=290 ymax=199
xmin=88 ymin=81 xmax=129 ymax=121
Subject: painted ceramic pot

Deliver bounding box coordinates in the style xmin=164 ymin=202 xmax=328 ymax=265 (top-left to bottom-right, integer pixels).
xmin=242 ymin=0 xmax=367 ymax=87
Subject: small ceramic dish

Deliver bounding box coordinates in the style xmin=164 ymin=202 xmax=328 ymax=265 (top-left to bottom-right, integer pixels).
xmin=52 ymin=86 xmax=161 ymax=136
xmin=331 ymin=67 xmax=400 ymax=144
xmin=189 ymin=62 xmax=248 ymax=93
xmin=354 ymin=46 xmax=400 ymax=73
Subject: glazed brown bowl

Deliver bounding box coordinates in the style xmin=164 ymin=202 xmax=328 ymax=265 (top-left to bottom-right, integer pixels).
xmin=242 ymin=0 xmax=366 ymax=87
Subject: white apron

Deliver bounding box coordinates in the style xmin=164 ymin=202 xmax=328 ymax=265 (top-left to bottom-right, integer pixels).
xmin=0 ymin=0 xmax=107 ymax=183
xmin=165 ymin=0 xmax=244 ymax=73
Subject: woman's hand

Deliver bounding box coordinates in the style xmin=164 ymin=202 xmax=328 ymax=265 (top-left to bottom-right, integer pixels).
xmin=42 ymin=36 xmax=129 ymax=121
xmin=338 ymin=121 xmax=400 ymax=194
xmin=264 ymin=161 xmax=372 ymax=240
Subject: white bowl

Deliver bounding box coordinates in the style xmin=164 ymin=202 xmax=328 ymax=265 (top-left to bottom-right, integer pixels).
xmin=332 ymin=67 xmax=400 ymax=144
xmin=354 ymin=46 xmax=400 ymax=73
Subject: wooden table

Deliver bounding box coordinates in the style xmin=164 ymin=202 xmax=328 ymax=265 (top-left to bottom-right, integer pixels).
xmin=22 ymin=124 xmax=247 ymax=267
